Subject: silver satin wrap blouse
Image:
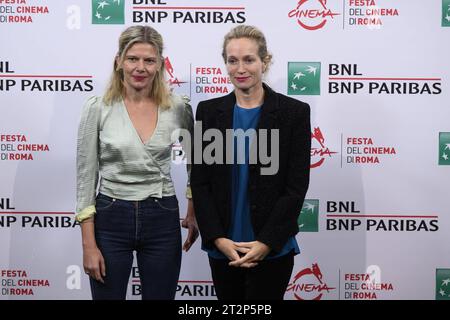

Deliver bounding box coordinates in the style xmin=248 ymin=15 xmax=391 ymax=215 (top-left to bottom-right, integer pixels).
xmin=75 ymin=94 xmax=193 ymax=222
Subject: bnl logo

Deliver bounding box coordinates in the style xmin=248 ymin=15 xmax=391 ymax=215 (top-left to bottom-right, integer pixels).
xmin=436 ymin=269 xmax=450 ymax=300
xmin=443 ymin=0 xmax=450 ymax=27
xmin=92 ymin=0 xmax=124 ymax=24
xmin=298 ymin=199 xmax=319 ymax=232
xmin=438 ymin=132 xmax=450 ymax=165
xmin=288 ymin=62 xmax=321 ymax=95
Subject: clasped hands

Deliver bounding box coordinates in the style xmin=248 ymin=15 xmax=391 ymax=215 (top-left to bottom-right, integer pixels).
xmin=214 ymin=238 xmax=271 ymax=268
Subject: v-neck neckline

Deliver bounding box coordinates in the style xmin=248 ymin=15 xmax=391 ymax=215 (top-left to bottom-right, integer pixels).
xmin=121 ymin=99 xmax=160 ymax=146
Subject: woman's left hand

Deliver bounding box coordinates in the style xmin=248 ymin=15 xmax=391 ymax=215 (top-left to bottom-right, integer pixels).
xmin=181 ymin=199 xmax=199 ymax=251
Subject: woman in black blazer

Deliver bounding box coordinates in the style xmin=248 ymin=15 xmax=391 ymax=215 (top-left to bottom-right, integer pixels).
xmin=190 ymin=25 xmax=311 ymax=300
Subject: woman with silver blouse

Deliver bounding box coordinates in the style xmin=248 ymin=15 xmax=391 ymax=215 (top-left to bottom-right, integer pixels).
xmin=75 ymin=25 xmax=198 ymax=300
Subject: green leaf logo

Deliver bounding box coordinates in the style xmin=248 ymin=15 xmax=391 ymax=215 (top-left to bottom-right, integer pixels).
xmin=443 ymin=0 xmax=450 ymax=27
xmin=288 ymin=62 xmax=321 ymax=95
xmin=439 ymin=132 xmax=450 ymax=165
xmin=92 ymin=0 xmax=124 ymax=25
xmin=298 ymin=199 xmax=319 ymax=232
xmin=436 ymin=269 xmax=450 ymax=300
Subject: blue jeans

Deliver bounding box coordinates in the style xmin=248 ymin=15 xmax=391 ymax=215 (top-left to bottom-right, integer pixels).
xmin=90 ymin=193 xmax=181 ymax=300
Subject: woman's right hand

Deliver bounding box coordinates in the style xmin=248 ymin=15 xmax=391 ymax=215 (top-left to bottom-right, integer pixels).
xmin=214 ymin=237 xmax=240 ymax=261
xmin=214 ymin=237 xmax=258 ymax=268
xmin=83 ymin=245 xmax=106 ymax=283
xmin=80 ymin=218 xmax=106 ymax=283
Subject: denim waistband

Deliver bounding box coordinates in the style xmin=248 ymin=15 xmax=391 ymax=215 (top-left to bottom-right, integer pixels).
xmin=97 ymin=192 xmax=177 ymax=204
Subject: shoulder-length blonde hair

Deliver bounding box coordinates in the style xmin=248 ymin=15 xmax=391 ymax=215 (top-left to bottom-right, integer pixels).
xmin=103 ymin=25 xmax=171 ymax=108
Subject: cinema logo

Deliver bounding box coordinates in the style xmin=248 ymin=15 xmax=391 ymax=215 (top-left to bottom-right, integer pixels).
xmin=194 ymin=66 xmax=232 ymax=96
xmin=346 ymin=0 xmax=399 ymax=29
xmin=328 ymin=63 xmax=442 ymax=95
xmin=1 ymin=269 xmax=50 ymax=297
xmin=288 ymin=0 xmax=340 ymax=30
xmin=343 ymin=266 xmax=395 ymax=300
xmin=1 ymin=134 xmax=49 ymax=161
xmin=326 ymin=200 xmax=439 ymax=232
xmin=130 ymin=267 xmax=216 ymax=298
xmin=0 ymin=0 xmax=49 ymax=24
xmin=164 ymin=57 xmax=187 ymax=88
xmin=0 ymin=61 xmax=93 ymax=92
xmin=345 ymin=136 xmax=396 ymax=165
xmin=286 ymin=263 xmax=335 ymax=300
xmin=132 ymin=0 xmax=246 ymax=24
xmin=311 ymin=127 xmax=338 ymax=169
xmin=0 ymin=197 xmax=77 ymax=228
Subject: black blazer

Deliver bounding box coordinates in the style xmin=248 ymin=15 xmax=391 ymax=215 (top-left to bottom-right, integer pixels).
xmin=190 ymin=84 xmax=311 ymax=253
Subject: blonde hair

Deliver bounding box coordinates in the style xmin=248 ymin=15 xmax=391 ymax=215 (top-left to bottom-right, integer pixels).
xmin=103 ymin=25 xmax=171 ymax=108
xmin=222 ymin=25 xmax=273 ymax=71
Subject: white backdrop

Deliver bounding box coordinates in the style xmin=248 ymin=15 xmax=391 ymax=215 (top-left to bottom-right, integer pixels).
xmin=0 ymin=0 xmax=449 ymax=300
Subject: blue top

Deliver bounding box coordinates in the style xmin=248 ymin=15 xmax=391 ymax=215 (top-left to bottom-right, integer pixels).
xmin=205 ymin=104 xmax=300 ymax=260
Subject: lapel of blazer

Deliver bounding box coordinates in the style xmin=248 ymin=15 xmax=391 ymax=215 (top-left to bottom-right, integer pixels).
xmin=257 ymin=83 xmax=279 ymax=132
xmin=216 ymin=92 xmax=235 ymax=167
xmin=216 ymin=91 xmax=236 ymax=134
xmin=251 ymin=84 xmax=279 ymax=170
xmin=214 ymin=92 xmax=235 ymax=217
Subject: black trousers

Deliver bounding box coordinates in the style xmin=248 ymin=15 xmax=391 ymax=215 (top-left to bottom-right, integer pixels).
xmin=208 ymin=252 xmax=294 ymax=300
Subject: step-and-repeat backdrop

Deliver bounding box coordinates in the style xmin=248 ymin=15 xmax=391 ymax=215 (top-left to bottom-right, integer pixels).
xmin=1 ymin=0 xmax=449 ymax=300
